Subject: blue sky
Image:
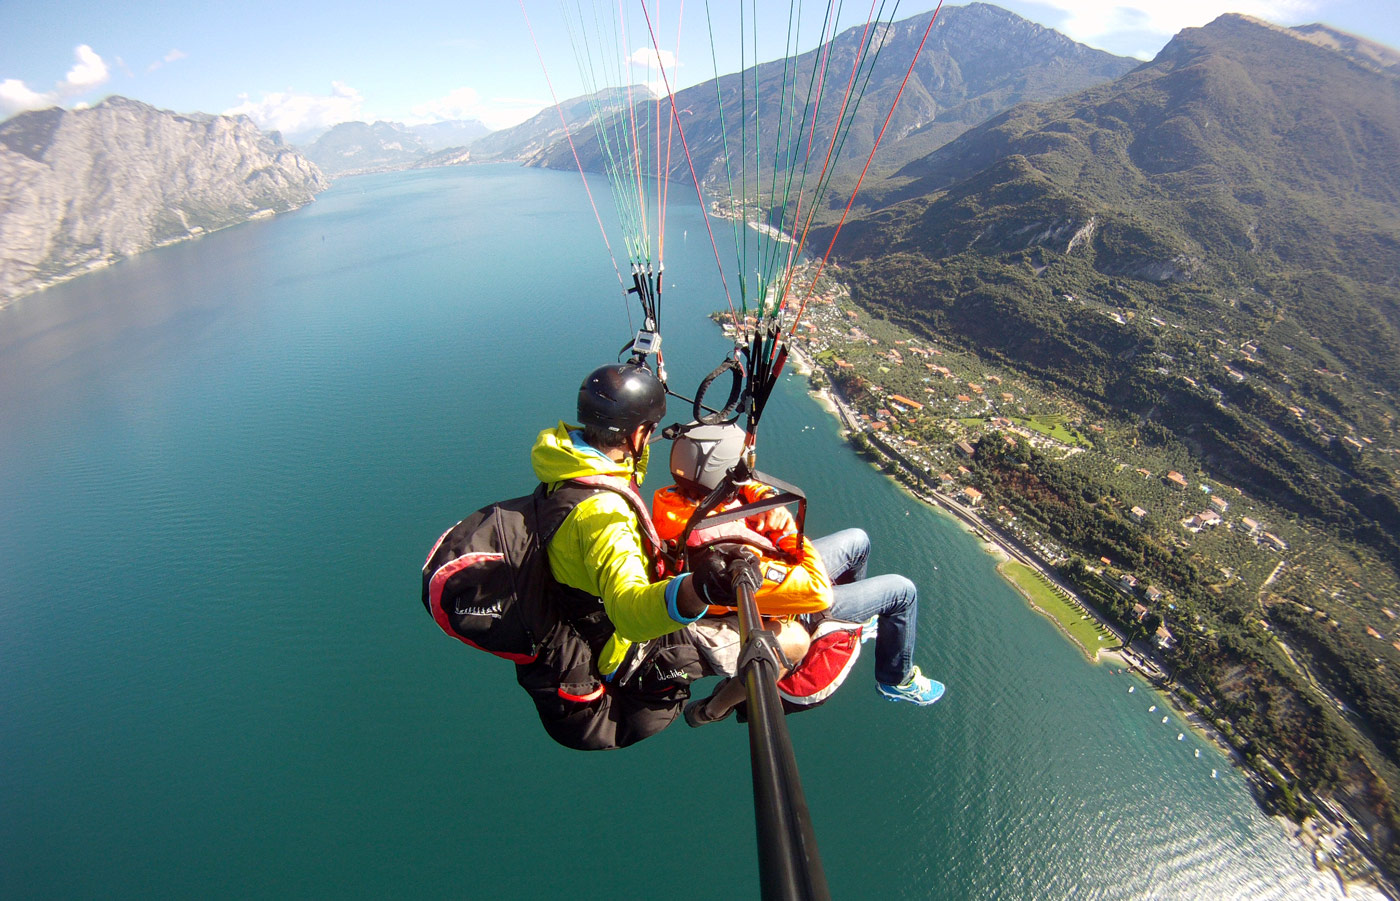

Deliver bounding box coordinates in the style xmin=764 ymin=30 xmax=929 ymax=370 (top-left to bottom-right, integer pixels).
xmin=2 ymin=1 xmax=1396 ymax=136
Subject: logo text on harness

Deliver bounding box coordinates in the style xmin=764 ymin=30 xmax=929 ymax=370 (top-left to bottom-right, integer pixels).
xmin=454 ymin=602 xmax=505 ymax=618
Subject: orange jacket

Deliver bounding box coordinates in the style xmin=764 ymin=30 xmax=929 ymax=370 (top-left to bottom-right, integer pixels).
xmin=652 ymin=483 xmax=831 ymax=615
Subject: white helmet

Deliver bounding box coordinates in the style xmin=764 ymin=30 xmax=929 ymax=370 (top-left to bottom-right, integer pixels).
xmin=670 ymin=422 xmax=746 ymax=493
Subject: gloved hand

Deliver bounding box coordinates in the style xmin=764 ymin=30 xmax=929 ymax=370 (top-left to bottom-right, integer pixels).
xmin=690 ymin=543 xmax=761 ymax=607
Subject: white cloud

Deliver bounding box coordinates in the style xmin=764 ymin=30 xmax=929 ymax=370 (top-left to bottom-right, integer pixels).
xmin=1035 ymin=0 xmax=1322 ymax=50
xmin=60 ymin=44 xmax=109 ymax=91
xmin=628 ymin=47 xmax=677 ymax=70
xmin=409 ymin=86 xmax=547 ymax=130
xmin=223 ymin=81 xmax=365 ymax=135
xmin=148 ymin=49 xmax=188 ymax=73
xmin=0 ymin=44 xmax=111 ymax=118
xmin=626 ymin=46 xmax=679 ymax=97
xmin=0 ymin=78 xmax=51 ymax=117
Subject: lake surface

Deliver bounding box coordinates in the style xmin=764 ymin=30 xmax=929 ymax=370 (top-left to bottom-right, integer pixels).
xmin=0 ymin=164 xmax=1368 ymax=898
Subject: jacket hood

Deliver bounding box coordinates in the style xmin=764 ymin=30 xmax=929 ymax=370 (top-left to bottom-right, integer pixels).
xmin=531 ymin=422 xmax=650 ymax=484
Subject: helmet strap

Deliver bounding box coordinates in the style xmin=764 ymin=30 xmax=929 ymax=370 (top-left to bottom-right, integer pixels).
xmin=625 ymin=425 xmax=652 ymax=486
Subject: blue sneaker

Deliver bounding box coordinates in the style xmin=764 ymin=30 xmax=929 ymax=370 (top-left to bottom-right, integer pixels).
xmin=877 ymin=666 xmax=945 ymax=706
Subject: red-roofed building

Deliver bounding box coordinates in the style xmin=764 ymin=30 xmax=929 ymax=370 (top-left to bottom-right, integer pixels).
xmin=889 ymin=394 xmax=924 ymax=410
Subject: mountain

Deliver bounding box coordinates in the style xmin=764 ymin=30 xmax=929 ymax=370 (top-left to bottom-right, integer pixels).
xmin=530 ymin=4 xmax=1137 ymax=193
xmin=299 ymin=119 xmax=490 ymax=176
xmin=1293 ymin=22 xmax=1400 ymax=73
xmin=829 ymin=12 xmax=1400 ymax=571
xmin=830 ymin=13 xmax=1400 ymax=408
xmin=818 ymin=15 xmax=1400 ymax=868
xmin=409 ymin=118 xmax=490 ymax=150
xmin=302 ymin=120 xmax=431 ymax=175
xmin=466 ymin=86 xmax=640 ymax=163
xmin=410 ymin=145 xmax=474 ymax=170
xmin=0 ymin=96 xmax=328 ymax=302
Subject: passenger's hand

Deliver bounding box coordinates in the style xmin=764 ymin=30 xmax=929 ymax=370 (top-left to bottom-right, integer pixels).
xmin=774 ymin=532 xmax=806 ymax=562
xmin=750 ymin=503 xmax=797 ymax=538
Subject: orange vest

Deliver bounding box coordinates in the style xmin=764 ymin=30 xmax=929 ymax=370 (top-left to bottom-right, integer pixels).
xmin=652 ymin=484 xmax=832 ymax=616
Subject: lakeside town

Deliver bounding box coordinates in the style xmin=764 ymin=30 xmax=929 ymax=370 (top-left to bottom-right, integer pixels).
xmin=711 ymin=259 xmax=1398 ymax=898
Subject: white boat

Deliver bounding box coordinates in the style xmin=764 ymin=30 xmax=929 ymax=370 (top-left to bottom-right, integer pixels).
xmin=1195 ymin=749 xmax=1200 ymax=758
xmin=1212 ymin=770 xmax=1218 ymax=778
xmin=1177 ymin=733 xmax=1184 ymax=740
xmin=1128 ymin=686 xmax=1135 ymax=693
xmin=1162 ymin=716 xmax=1169 ymax=723
xmin=1149 ymin=705 xmax=1156 ymax=712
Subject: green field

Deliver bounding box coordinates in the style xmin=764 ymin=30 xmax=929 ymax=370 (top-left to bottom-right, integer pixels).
xmin=959 ymin=415 xmax=1090 ymax=447
xmin=1000 ymin=561 xmax=1116 ymax=659
xmin=1014 ymin=415 xmax=1089 ymax=447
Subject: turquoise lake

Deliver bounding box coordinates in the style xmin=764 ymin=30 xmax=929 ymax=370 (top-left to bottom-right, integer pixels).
xmin=0 ymin=164 xmax=1370 ymax=898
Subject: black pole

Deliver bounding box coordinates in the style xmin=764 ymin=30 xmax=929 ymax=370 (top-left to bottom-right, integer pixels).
xmin=732 ymin=571 xmax=830 ymax=901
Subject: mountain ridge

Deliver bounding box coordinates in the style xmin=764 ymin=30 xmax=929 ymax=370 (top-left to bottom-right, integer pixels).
xmin=0 ymin=96 xmax=328 ymax=303
xmin=299 ymin=118 xmax=490 ymax=176
xmin=526 ymin=4 xmax=1139 ymax=192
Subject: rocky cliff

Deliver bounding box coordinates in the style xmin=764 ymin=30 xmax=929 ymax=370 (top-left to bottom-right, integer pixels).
xmin=0 ymin=96 xmax=329 ymax=302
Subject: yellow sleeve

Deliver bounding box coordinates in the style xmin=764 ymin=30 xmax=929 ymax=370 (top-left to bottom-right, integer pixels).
xmin=547 ymin=492 xmax=686 ymax=642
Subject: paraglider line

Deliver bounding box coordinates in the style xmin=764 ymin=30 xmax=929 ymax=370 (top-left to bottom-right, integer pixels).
xmin=519 ymin=0 xmax=630 ymax=303
xmin=639 ymin=0 xmax=737 ymax=324
xmin=792 ymin=0 xmax=944 ymax=334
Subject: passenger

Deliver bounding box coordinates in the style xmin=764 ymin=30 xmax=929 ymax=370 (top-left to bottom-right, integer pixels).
xmin=655 ymin=422 xmax=946 ymax=727
xmin=524 ymin=362 xmax=759 ymax=747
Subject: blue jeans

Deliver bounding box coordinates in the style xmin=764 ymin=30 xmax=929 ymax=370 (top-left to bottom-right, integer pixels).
xmin=810 ymin=528 xmax=919 ymax=686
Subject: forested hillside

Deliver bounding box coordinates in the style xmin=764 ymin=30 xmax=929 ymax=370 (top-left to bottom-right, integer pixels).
xmin=819 ymin=13 xmax=1400 ymax=879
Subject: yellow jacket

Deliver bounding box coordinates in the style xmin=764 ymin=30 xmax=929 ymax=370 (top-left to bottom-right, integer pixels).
xmin=530 ymin=423 xmax=698 ymax=676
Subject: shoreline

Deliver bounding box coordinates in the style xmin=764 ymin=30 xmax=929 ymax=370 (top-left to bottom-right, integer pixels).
xmin=997 ymin=558 xmax=1099 ymax=661
xmin=791 ymin=345 xmax=1124 ymax=654
xmin=789 ymin=341 xmax=1396 ymax=900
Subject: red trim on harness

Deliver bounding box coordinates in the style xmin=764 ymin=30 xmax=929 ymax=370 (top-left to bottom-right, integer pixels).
xmin=557 ymin=685 xmax=605 ymax=703
xmin=777 ymin=622 xmax=863 ymax=706
xmin=423 ymin=525 xmax=454 ymax=569
xmin=427 ymin=551 xmax=538 ymax=663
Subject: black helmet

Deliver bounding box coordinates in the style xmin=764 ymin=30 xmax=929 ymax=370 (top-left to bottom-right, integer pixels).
xmin=577 ymin=363 xmax=667 ymax=434
xmin=670 ymin=421 xmax=746 ymax=493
